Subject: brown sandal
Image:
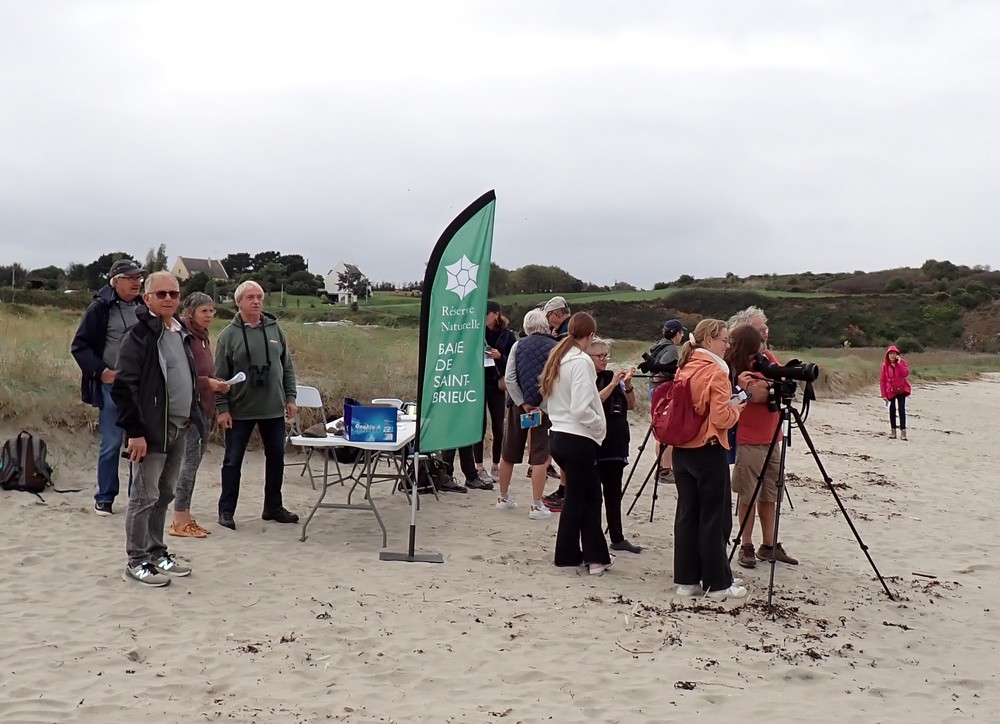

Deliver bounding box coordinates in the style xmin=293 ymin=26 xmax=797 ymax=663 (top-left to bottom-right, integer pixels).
xmin=169 ymin=522 xmax=207 ymax=538
xmin=190 ymin=519 xmax=211 ymax=536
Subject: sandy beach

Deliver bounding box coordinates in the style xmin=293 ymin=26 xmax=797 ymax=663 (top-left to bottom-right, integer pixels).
xmin=2 ymin=376 xmax=999 ymax=723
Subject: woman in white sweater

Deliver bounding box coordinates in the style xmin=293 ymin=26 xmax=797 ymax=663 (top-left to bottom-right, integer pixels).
xmin=539 ymin=312 xmax=613 ymax=575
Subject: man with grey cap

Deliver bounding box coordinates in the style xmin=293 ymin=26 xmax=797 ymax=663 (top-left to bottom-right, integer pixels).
xmin=71 ymin=258 xmax=146 ymax=516
xmin=542 ymin=296 xmax=571 ymax=339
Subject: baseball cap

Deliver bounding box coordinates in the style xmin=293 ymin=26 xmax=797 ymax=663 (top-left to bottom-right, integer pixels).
xmin=486 ymin=299 xmax=501 ymax=314
xmin=663 ymin=319 xmax=687 ymax=337
xmin=542 ymin=296 xmax=570 ymax=314
xmin=109 ymin=259 xmax=145 ymax=278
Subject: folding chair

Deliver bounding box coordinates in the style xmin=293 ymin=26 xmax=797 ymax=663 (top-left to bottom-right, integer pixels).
xmin=286 ymin=385 xmax=325 ymax=489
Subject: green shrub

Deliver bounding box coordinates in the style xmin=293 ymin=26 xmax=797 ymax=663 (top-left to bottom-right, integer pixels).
xmin=894 ymin=336 xmax=924 ymax=353
xmin=885 ymin=276 xmax=907 ymax=292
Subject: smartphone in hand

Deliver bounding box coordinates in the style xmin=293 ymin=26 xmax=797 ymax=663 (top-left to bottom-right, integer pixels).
xmin=519 ymin=410 xmax=542 ymax=429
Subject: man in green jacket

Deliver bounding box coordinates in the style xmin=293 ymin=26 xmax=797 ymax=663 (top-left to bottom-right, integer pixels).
xmin=214 ymin=280 xmax=299 ymax=530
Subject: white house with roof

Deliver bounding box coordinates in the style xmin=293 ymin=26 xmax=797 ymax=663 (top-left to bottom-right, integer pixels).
xmin=323 ymin=261 xmax=368 ymax=304
xmin=170 ymin=256 xmax=230 ymax=281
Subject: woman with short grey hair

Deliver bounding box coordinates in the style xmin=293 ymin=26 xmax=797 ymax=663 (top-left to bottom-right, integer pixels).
xmin=169 ymin=292 xmax=230 ymax=538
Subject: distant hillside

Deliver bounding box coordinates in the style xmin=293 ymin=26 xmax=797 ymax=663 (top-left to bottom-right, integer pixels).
xmin=5 ymin=258 xmax=999 ymax=351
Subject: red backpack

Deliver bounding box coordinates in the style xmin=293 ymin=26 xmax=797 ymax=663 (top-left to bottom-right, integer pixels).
xmin=651 ymin=378 xmax=707 ymax=447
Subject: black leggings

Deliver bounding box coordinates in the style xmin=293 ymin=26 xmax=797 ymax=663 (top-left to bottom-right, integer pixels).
xmin=672 ymin=443 xmax=734 ymax=592
xmin=484 ymin=386 xmax=506 ymax=465
xmin=596 ymin=460 xmax=625 ymax=545
xmin=888 ymin=395 xmax=907 ymax=430
xmin=551 ymin=432 xmax=611 ymax=567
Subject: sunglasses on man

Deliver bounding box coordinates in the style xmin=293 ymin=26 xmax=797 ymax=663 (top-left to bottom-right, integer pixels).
xmin=149 ymin=290 xmax=181 ymax=300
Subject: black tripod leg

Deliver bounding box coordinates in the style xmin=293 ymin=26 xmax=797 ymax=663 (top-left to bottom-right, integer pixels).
xmin=620 ymin=423 xmax=653 ymax=500
xmin=766 ymin=418 xmax=792 ymax=607
xmin=789 ymin=408 xmax=895 ymax=601
xmin=625 ymin=456 xmax=658 ymax=517
xmin=728 ymin=426 xmax=782 ymax=564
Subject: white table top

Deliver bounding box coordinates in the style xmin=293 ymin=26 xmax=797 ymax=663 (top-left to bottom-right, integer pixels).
xmin=289 ymin=420 xmax=416 ymax=452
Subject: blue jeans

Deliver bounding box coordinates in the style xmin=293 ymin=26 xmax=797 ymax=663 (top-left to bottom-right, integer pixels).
xmin=97 ymin=383 xmax=125 ymax=504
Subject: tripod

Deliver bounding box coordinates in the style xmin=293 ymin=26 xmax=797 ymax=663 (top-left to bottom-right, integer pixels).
xmin=728 ymin=392 xmax=895 ymax=606
xmin=620 ymin=422 xmax=667 ymax=523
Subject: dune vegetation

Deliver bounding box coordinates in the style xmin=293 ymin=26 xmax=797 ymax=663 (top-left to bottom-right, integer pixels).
xmin=2 ymin=304 xmax=998 ymax=437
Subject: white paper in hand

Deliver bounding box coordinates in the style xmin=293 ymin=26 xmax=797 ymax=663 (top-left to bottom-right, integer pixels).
xmin=225 ymin=371 xmax=247 ymax=386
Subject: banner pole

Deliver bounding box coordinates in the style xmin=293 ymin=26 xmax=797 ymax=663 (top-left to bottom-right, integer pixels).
xmin=380 ymin=449 xmax=443 ymax=563
xmin=379 ymin=190 xmax=495 ymax=565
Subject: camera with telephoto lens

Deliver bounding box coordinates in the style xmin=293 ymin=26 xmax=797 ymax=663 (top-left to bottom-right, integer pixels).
xmin=637 ymin=350 xmax=678 ymax=380
xmin=248 ymin=364 xmax=271 ymax=388
xmin=752 ymin=354 xmax=820 ymax=412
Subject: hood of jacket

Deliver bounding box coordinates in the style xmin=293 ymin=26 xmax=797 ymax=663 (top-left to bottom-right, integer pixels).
xmin=885 ymin=345 xmax=900 ymax=361
xmin=559 ymin=346 xmax=592 ymax=370
xmin=230 ymin=311 xmax=279 ymax=329
xmin=92 ymin=283 xmax=146 ymax=308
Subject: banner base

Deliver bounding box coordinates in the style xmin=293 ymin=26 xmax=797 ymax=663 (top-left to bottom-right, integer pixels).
xmin=379 ymin=551 xmax=444 ymax=564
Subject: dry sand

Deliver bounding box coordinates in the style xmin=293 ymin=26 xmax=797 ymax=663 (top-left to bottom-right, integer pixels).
xmin=2 ymin=376 xmax=999 ymax=723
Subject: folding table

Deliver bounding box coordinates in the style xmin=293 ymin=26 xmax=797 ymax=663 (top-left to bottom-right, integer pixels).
xmin=289 ymin=420 xmax=417 ymax=547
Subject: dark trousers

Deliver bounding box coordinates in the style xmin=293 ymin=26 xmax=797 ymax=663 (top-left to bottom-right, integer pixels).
xmin=552 ymin=432 xmax=611 ymax=567
xmin=442 ymin=446 xmax=477 ymax=482
xmin=672 ymin=444 xmax=734 ymax=592
xmin=484 ymin=386 xmax=506 ymax=465
xmin=219 ymin=416 xmax=286 ymax=515
xmin=888 ymin=395 xmax=907 ymax=430
xmin=596 ymin=460 xmax=626 ymax=545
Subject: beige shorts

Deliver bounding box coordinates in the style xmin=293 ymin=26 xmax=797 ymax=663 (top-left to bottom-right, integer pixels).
xmin=731 ymin=443 xmax=780 ymax=505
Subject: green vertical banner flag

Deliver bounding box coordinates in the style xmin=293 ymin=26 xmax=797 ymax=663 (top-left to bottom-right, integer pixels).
xmin=417 ymin=191 xmax=496 ymax=453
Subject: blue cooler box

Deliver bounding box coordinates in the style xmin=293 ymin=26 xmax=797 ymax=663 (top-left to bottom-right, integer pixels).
xmin=344 ymin=404 xmax=398 ymax=443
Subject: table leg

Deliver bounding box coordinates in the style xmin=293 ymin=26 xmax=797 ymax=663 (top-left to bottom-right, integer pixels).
xmin=300 ymin=454 xmax=336 ymax=541
xmin=363 ymin=450 xmax=388 ymax=547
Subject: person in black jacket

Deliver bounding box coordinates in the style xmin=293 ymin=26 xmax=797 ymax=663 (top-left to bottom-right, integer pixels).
xmin=588 ymin=338 xmax=642 ymax=554
xmin=113 ymin=272 xmax=205 ymax=588
xmin=70 ymin=258 xmax=146 ymax=516
xmin=482 ymin=300 xmax=516 ymax=481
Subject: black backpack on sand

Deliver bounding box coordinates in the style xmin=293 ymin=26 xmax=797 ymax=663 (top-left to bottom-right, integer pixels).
xmin=0 ymin=431 xmax=79 ymax=501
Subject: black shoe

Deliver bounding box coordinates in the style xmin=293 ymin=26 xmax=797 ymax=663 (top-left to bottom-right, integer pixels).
xmin=94 ymin=501 xmax=113 ymax=516
xmin=438 ymin=477 xmax=468 ymax=494
xmin=465 ymin=477 xmax=494 ymax=490
xmin=218 ymin=513 xmax=236 ymax=530
xmin=546 ymin=464 xmax=560 ymax=480
xmin=542 ymin=487 xmax=564 ymax=505
xmin=262 ymin=507 xmax=300 ymax=523
xmin=610 ymin=539 xmax=643 ymax=554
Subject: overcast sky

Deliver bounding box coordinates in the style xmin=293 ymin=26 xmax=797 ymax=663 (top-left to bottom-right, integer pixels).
xmin=2 ymin=1 xmax=998 ymax=288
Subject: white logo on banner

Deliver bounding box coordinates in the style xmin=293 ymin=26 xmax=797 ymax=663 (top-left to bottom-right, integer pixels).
xmin=444 ymin=255 xmax=479 ymax=300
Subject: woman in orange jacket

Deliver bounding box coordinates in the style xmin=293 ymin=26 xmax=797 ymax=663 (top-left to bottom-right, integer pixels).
xmin=672 ymin=319 xmax=752 ymax=600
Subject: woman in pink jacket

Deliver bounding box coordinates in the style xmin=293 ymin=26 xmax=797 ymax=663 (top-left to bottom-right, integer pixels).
xmin=879 ymin=345 xmax=912 ymax=440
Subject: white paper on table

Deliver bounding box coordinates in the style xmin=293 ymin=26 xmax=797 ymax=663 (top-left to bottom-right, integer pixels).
xmin=225 ymin=371 xmax=247 ymax=386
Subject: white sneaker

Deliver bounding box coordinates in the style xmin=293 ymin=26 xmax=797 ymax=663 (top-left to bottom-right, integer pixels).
xmin=528 ymin=503 xmax=551 ymax=520
xmin=489 ymin=464 xmax=500 ymax=481
xmin=496 ymin=495 xmax=518 ymax=510
xmin=706 ymin=585 xmax=748 ymax=600
xmin=589 ymin=555 xmax=616 ymax=576
xmin=676 ymin=583 xmax=705 ymax=597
